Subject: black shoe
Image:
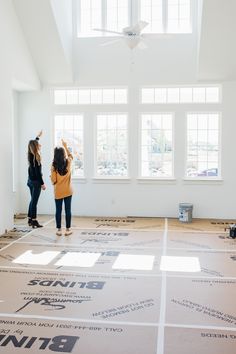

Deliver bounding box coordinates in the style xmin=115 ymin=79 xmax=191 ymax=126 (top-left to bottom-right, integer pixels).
xmin=28 ymin=218 xmax=32 ymax=226
xmin=31 ymin=220 xmax=43 ymax=228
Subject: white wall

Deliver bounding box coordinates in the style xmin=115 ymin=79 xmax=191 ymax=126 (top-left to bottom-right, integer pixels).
xmin=13 ymin=0 xmax=73 ymax=85
xmin=15 ymin=0 xmax=236 ymax=219
xmin=0 ymin=0 xmax=39 ymax=234
xmin=198 ymin=0 xmax=236 ymax=80
xmin=75 ymin=35 xmax=198 ymax=85
xmin=13 ymin=91 xmax=20 ymax=214
xmin=17 ymin=82 xmax=236 ymax=219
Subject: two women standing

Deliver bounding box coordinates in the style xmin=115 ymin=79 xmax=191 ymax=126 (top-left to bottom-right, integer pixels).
xmin=27 ymin=132 xmax=73 ymax=236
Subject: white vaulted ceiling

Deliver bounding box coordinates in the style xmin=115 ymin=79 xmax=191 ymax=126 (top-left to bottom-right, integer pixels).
xmin=13 ymin=0 xmax=73 ymax=85
xmin=11 ymin=0 xmax=236 ymax=84
xmin=198 ymin=0 xmax=236 ymax=81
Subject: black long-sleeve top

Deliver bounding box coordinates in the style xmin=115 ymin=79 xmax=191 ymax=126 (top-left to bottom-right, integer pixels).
xmin=28 ymin=138 xmax=44 ymax=185
xmin=28 ymin=160 xmax=44 ymax=185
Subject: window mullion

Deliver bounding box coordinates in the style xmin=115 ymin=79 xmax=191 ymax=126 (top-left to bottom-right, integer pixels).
xmin=102 ymin=0 xmax=106 ymax=31
xmin=163 ymin=0 xmax=168 ymax=33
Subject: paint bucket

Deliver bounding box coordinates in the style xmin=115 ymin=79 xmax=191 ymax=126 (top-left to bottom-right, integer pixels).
xmin=179 ymin=203 xmax=193 ymax=223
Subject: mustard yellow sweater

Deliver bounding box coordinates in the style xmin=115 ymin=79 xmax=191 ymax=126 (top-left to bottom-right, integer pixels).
xmin=50 ymin=155 xmax=73 ymax=199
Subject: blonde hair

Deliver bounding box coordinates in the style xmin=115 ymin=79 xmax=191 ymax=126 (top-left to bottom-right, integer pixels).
xmin=28 ymin=140 xmax=41 ymax=166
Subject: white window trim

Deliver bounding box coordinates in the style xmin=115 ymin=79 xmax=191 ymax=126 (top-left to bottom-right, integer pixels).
xmin=94 ymin=112 xmax=130 ymax=179
xmin=77 ymin=0 xmax=131 ymax=38
xmin=53 ymin=112 xmax=86 ymax=179
xmin=184 ymin=111 xmax=222 ymax=181
xmin=137 ymin=178 xmax=176 ymax=184
xmin=76 ymin=0 xmax=193 ymax=37
xmin=166 ymin=0 xmax=193 ymax=34
xmin=53 ymin=86 xmax=129 ymax=105
xmin=182 ymin=178 xmax=223 ymax=184
xmin=140 ymin=85 xmax=222 ymax=104
xmin=92 ymin=177 xmax=131 ymax=183
xmin=139 ymin=112 xmax=175 ymax=180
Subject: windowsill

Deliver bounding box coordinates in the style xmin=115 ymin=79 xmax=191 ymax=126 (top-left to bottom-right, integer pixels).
xmin=72 ymin=177 xmax=87 ymax=183
xmin=183 ymin=178 xmax=223 ymax=184
xmin=92 ymin=177 xmax=131 ymax=183
xmin=137 ymin=178 xmax=176 ymax=184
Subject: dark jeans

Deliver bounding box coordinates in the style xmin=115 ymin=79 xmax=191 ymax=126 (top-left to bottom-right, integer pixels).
xmin=55 ymin=195 xmax=72 ymax=229
xmin=27 ymin=179 xmax=41 ymax=219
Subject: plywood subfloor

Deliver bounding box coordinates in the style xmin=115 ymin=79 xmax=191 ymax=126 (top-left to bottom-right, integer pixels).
xmin=0 ymin=216 xmax=235 ymax=353
xmin=46 ymin=216 xmax=166 ymax=230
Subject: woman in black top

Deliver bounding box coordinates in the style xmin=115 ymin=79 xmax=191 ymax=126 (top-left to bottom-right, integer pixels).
xmin=27 ymin=130 xmax=46 ymax=228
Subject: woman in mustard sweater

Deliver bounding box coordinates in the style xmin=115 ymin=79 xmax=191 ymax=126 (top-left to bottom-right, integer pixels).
xmin=51 ymin=139 xmax=73 ymax=236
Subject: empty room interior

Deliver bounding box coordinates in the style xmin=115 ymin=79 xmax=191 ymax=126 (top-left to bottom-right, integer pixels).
xmin=0 ymin=0 xmax=236 ymax=353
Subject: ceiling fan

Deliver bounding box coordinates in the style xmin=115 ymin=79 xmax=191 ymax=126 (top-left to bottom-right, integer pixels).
xmin=93 ymin=21 xmax=149 ymax=50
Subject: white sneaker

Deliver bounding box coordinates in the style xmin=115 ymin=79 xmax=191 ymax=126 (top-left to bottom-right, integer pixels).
xmin=65 ymin=229 xmax=72 ymax=236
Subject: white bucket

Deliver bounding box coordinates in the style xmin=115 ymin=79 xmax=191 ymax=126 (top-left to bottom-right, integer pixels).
xmin=179 ymin=203 xmax=193 ymax=223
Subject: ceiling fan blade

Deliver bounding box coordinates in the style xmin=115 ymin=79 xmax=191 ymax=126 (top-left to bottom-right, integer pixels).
xmin=132 ymin=21 xmax=149 ymax=34
xmin=100 ymin=38 xmax=122 ymax=47
xmin=93 ymin=28 xmax=123 ymax=35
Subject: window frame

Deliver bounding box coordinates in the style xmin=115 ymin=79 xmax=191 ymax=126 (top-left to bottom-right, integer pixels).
xmin=53 ymin=113 xmax=85 ymax=179
xmin=184 ymin=111 xmax=222 ymax=181
xmin=140 ymin=85 xmax=222 ymax=104
xmin=54 ymin=87 xmax=128 ymax=105
xmin=76 ymin=0 xmax=193 ymax=38
xmin=77 ymin=0 xmax=132 ymax=38
xmin=139 ymin=112 xmax=175 ymax=180
xmin=94 ymin=112 xmax=130 ymax=179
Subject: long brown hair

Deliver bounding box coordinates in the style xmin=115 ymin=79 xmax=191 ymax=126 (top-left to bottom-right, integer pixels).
xmin=28 ymin=140 xmax=41 ymax=166
xmin=52 ymin=147 xmax=68 ymax=176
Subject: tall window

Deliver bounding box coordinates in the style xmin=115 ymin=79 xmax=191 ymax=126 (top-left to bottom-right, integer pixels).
xmin=77 ymin=0 xmax=192 ymax=37
xmin=140 ymin=0 xmax=191 ymax=33
xmin=186 ymin=113 xmax=220 ymax=178
xmin=54 ymin=115 xmax=84 ymax=177
xmin=167 ymin=0 xmax=191 ymax=33
xmin=77 ymin=0 xmax=129 ymax=37
xmin=106 ymin=0 xmax=129 ymax=33
xmin=140 ymin=0 xmax=163 ymax=33
xmin=77 ymin=0 xmax=102 ymax=37
xmin=96 ymin=114 xmax=128 ymax=177
xmin=141 ymin=114 xmax=173 ymax=177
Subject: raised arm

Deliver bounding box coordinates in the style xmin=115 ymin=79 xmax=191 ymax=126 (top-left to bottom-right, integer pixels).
xmin=62 ymin=139 xmax=73 ymax=160
xmin=36 ymin=130 xmax=43 ymax=141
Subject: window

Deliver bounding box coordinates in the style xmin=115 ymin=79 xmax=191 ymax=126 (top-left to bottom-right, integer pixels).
xmin=141 ymin=86 xmax=220 ymax=104
xmin=167 ymin=0 xmax=191 ymax=33
xmin=77 ymin=0 xmax=102 ymax=37
xmin=77 ymin=0 xmax=192 ymax=37
xmin=141 ymin=113 xmax=173 ymax=177
xmin=54 ymin=115 xmax=84 ymax=177
xmin=77 ymin=0 xmax=129 ymax=37
xmin=106 ymin=0 xmax=129 ymax=33
xmin=54 ymin=88 xmax=127 ymax=105
xmin=140 ymin=0 xmax=191 ymax=33
xmin=96 ymin=114 xmax=128 ymax=177
xmin=186 ymin=113 xmax=220 ymax=178
xmin=140 ymin=0 xmax=163 ymax=33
